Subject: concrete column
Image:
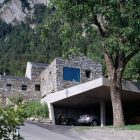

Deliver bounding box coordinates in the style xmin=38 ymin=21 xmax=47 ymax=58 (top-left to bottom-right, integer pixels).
xmin=100 ymin=101 xmax=105 ymax=127
xmin=48 ymin=103 xmax=55 ymax=125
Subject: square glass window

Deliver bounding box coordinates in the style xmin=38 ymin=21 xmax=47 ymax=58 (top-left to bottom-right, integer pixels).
xmin=63 ymin=67 xmax=80 ymax=82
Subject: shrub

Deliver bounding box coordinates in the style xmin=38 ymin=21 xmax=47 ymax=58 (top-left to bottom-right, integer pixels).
xmin=25 ymin=101 xmax=49 ymax=118
xmin=0 ymin=102 xmax=28 ymax=139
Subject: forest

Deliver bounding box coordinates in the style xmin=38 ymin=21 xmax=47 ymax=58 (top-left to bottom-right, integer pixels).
xmin=0 ymin=3 xmax=139 ymax=81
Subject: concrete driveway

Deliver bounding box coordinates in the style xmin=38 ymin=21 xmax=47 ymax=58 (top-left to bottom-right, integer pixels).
xmin=20 ymin=122 xmax=84 ymax=140
xmin=20 ymin=121 xmax=140 ymax=140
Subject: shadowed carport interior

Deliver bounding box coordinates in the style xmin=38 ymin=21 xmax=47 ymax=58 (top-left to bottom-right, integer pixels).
xmin=42 ymin=78 xmax=140 ymax=125
xmin=53 ymin=86 xmax=140 ymax=108
xmin=53 ymin=85 xmax=140 ymax=125
xmin=53 ymin=86 xmax=110 ymax=108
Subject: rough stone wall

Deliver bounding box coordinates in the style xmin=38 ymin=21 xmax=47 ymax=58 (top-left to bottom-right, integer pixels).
xmin=0 ymin=0 xmax=26 ymax=24
xmin=0 ymin=94 xmax=6 ymax=107
xmin=0 ymin=56 xmax=102 ymax=104
xmin=31 ymin=67 xmax=47 ymax=80
xmin=41 ymin=59 xmax=57 ymax=97
xmin=0 ymin=75 xmax=41 ymax=106
xmin=25 ymin=62 xmax=48 ymax=80
xmin=0 ymin=0 xmax=47 ymax=24
xmin=41 ymin=55 xmax=102 ymax=96
xmin=56 ymin=55 xmax=102 ymax=91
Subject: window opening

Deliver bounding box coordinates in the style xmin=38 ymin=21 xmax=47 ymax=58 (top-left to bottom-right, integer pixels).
xmin=35 ymin=84 xmax=40 ymax=91
xmin=6 ymin=84 xmax=11 ymax=90
xmin=21 ymin=85 xmax=27 ymax=90
xmin=85 ymin=70 xmax=91 ymax=78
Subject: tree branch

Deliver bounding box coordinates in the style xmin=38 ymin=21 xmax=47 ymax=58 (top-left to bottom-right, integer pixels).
xmin=104 ymin=46 xmax=114 ymax=71
xmin=115 ymin=50 xmax=119 ymax=69
xmin=94 ymin=15 xmax=108 ymax=37
xmin=125 ymin=49 xmax=140 ymax=64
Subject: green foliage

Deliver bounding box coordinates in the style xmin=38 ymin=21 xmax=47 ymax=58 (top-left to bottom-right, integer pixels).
xmin=9 ymin=95 xmax=24 ymax=105
xmin=0 ymin=1 xmax=140 ymax=80
xmin=25 ymin=101 xmax=49 ymax=118
xmin=123 ymin=53 xmax=140 ymax=81
xmin=41 ymin=6 xmax=103 ymax=63
xmin=62 ymin=47 xmax=80 ymax=59
xmin=125 ymin=124 xmax=140 ymax=130
xmin=0 ymin=5 xmax=64 ymax=76
xmin=0 ymin=21 xmax=49 ymax=75
xmin=0 ymin=19 xmax=12 ymax=37
xmin=20 ymin=0 xmax=30 ymax=10
xmin=0 ymin=102 xmax=27 ymax=139
xmin=49 ymin=0 xmax=140 ymax=77
xmin=33 ymin=4 xmax=48 ymax=23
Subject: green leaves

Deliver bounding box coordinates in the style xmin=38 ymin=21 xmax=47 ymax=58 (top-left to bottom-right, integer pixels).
xmin=48 ymin=0 xmax=140 ymax=77
xmin=24 ymin=101 xmax=49 ymax=118
xmin=0 ymin=101 xmax=27 ymax=139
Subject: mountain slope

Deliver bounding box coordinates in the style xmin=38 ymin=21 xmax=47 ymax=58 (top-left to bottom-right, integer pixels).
xmin=0 ymin=0 xmax=47 ymax=24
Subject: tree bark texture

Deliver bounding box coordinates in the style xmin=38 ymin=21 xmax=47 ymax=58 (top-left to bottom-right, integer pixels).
xmin=104 ymin=51 xmax=125 ymax=126
xmin=109 ymin=78 xmax=125 ymax=126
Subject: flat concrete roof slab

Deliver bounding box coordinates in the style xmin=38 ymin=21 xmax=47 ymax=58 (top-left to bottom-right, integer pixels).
xmin=41 ymin=77 xmax=140 ymax=108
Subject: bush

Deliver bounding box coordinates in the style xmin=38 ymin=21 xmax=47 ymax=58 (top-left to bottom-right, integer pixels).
xmin=0 ymin=102 xmax=28 ymax=139
xmin=25 ymin=101 xmax=49 ymax=118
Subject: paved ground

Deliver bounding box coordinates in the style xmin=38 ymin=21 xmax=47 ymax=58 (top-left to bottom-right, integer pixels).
xmin=75 ymin=127 xmax=140 ymax=140
xmin=20 ymin=122 xmax=85 ymax=140
xmin=20 ymin=121 xmax=140 ymax=140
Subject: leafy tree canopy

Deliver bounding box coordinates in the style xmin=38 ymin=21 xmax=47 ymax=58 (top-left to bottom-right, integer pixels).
xmin=47 ymin=0 xmax=140 ymax=126
xmin=50 ymin=0 xmax=140 ymax=63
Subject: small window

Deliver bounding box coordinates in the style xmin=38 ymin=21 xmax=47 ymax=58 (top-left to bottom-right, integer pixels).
xmin=21 ymin=85 xmax=27 ymax=90
xmin=63 ymin=67 xmax=80 ymax=82
xmin=85 ymin=70 xmax=91 ymax=78
xmin=6 ymin=84 xmax=11 ymax=90
xmin=35 ymin=84 xmax=40 ymax=91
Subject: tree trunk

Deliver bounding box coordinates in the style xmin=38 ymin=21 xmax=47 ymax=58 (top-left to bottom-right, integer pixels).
xmin=104 ymin=51 xmax=125 ymax=126
xmin=109 ymin=75 xmax=125 ymax=126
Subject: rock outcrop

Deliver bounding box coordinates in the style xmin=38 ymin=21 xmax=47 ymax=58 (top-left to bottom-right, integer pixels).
xmin=0 ymin=0 xmax=47 ymax=24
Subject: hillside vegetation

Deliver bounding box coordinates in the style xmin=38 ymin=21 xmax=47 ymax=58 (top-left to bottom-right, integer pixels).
xmin=0 ymin=3 xmax=139 ymax=81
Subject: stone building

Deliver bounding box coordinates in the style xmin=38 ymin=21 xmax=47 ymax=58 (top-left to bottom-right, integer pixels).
xmin=0 ymin=61 xmax=48 ymax=105
xmin=41 ymin=55 xmax=102 ymax=97
xmin=1 ymin=55 xmax=140 ymax=126
xmin=0 ymin=55 xmax=102 ymax=106
xmin=41 ymin=55 xmax=140 ymax=126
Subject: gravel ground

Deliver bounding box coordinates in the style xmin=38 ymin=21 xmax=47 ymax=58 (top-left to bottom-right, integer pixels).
xmin=75 ymin=127 xmax=140 ymax=140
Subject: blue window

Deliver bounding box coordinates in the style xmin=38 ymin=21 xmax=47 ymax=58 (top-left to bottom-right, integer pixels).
xmin=63 ymin=67 xmax=80 ymax=82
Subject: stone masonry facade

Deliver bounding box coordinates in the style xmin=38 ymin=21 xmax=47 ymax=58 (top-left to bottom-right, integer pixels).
xmin=0 ymin=62 xmax=48 ymax=106
xmin=0 ymin=55 xmax=102 ymax=106
xmin=41 ymin=55 xmax=102 ymax=97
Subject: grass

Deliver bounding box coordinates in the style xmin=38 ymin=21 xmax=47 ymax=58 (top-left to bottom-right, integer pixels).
xmin=125 ymin=124 xmax=140 ymax=130
xmin=75 ymin=124 xmax=140 ymax=131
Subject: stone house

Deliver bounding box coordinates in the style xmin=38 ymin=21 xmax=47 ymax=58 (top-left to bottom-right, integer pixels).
xmin=0 ymin=55 xmax=102 ymax=105
xmin=1 ymin=55 xmax=140 ymax=126
xmin=40 ymin=55 xmax=140 ymax=126
xmin=41 ymin=55 xmax=102 ymax=97
xmin=0 ymin=61 xmax=48 ymax=105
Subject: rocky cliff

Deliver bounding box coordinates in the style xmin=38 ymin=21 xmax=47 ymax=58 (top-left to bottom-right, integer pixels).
xmin=0 ymin=0 xmax=47 ymax=24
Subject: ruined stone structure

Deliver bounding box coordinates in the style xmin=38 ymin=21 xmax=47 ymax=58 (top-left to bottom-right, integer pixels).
xmin=0 ymin=55 xmax=102 ymax=105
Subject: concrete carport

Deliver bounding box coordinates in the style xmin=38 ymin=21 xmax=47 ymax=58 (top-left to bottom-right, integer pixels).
xmin=41 ymin=77 xmax=140 ymax=126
